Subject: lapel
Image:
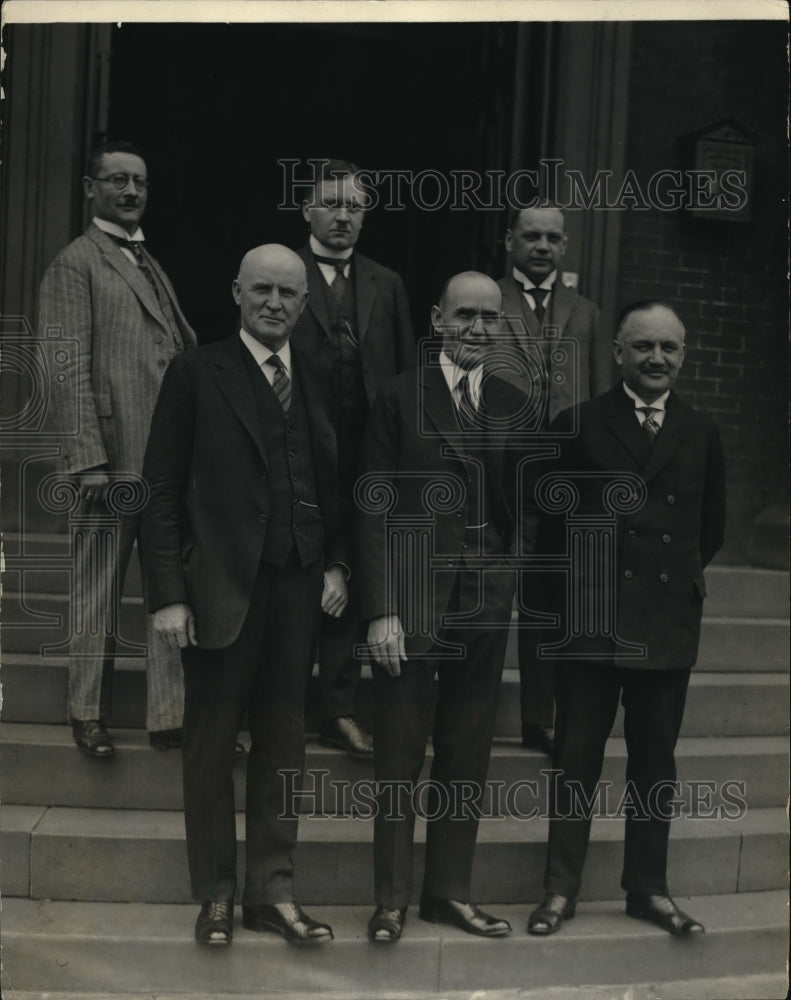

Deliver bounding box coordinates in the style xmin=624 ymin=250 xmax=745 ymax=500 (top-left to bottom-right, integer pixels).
xmin=549 ymin=279 xmax=575 ymax=335
xmin=353 ymin=253 xmax=377 ymax=343
xmin=420 ymin=365 xmax=467 ymax=462
xmin=88 ymin=225 xmax=170 ymax=333
xmin=603 ymin=384 xmax=654 ymax=470
xmin=640 ymin=391 xmax=684 ymax=482
xmin=213 ymin=336 xmax=269 ymax=468
xmin=300 ymin=245 xmax=333 ymax=339
xmin=500 ymin=276 xmax=539 ymax=351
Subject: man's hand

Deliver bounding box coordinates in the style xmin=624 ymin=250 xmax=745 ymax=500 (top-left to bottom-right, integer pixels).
xmin=321 ymin=565 xmax=349 ymax=618
xmin=153 ymin=602 xmax=197 ymax=651
xmin=77 ymin=467 xmax=110 ymax=505
xmin=367 ymin=615 xmax=407 ymax=677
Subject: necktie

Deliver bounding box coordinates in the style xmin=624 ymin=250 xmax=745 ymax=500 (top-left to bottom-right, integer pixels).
xmin=108 ymin=233 xmax=161 ymax=302
xmin=456 ymin=373 xmax=478 ymax=428
xmin=637 ymin=406 xmax=661 ymax=441
xmin=314 ymin=255 xmax=348 ymax=307
xmin=527 ymin=286 xmax=548 ymax=324
xmin=266 ymin=355 xmax=291 ymax=413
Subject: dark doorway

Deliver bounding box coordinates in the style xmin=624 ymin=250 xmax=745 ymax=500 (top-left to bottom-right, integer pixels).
xmin=107 ymin=22 xmax=524 ymax=342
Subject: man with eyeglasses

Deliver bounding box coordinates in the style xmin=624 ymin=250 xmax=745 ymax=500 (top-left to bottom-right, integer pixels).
xmin=39 ymin=139 xmax=197 ymax=758
xmin=292 ymin=159 xmax=415 ymax=759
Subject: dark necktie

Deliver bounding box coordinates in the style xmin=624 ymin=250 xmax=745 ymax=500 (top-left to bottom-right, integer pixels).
xmin=266 ymin=355 xmax=291 ymax=413
xmin=527 ymin=286 xmax=548 ymax=324
xmin=637 ymin=406 xmax=661 ymax=441
xmin=314 ymin=255 xmax=349 ymax=307
xmin=107 ymin=233 xmax=161 ymax=302
xmin=456 ymin=373 xmax=478 ymax=428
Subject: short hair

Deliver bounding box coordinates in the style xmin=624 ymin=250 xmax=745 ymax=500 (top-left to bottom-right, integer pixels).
xmin=86 ymin=140 xmax=145 ymax=178
xmin=507 ymin=201 xmax=565 ymax=230
xmin=303 ymin=158 xmax=368 ymax=207
xmin=616 ymin=299 xmax=683 ymax=339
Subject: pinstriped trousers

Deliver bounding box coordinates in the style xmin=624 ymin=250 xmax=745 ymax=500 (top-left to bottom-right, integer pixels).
xmin=67 ymin=503 xmax=184 ymax=732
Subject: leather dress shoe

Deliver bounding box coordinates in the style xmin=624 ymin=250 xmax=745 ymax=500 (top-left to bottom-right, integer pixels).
xmin=318 ymin=715 xmax=373 ymax=758
xmin=195 ymin=899 xmax=233 ymax=946
xmin=72 ymin=719 xmax=114 ymax=758
xmin=242 ymin=902 xmax=333 ymax=944
xmin=626 ymin=894 xmax=705 ymax=936
xmin=527 ymin=893 xmax=576 ymax=936
xmin=149 ymin=729 xmax=246 ymax=758
xmin=368 ymin=905 xmax=407 ymax=943
xmin=419 ymin=897 xmax=511 ymax=937
xmin=521 ymin=723 xmax=555 ymax=756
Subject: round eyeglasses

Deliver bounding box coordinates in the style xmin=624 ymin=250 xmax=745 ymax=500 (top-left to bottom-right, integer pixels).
xmin=90 ymin=173 xmax=149 ymax=191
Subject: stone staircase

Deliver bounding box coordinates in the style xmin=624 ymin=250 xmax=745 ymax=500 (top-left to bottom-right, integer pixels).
xmin=1 ymin=535 xmax=789 ymax=999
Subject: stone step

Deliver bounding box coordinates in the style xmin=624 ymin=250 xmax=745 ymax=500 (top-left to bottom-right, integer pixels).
xmin=1 ymin=892 xmax=787 ymax=997
xmin=2 ymin=725 xmax=788 ymax=815
xmin=3 ymin=802 xmax=786 ymax=905
xmin=2 ymin=655 xmax=787 ymax=739
xmin=4 ymin=588 xmax=788 ymax=671
xmin=4 ymin=540 xmax=789 ymax=619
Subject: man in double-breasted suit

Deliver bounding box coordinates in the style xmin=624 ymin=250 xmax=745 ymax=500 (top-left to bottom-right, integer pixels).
xmin=527 ymin=300 xmax=725 ymax=938
xmin=39 ymin=140 xmax=197 ymax=757
xmin=357 ymin=272 xmax=526 ymax=944
xmin=293 ymin=159 xmax=415 ymax=758
xmin=497 ymin=205 xmax=613 ymax=757
xmin=142 ymin=244 xmax=349 ymax=947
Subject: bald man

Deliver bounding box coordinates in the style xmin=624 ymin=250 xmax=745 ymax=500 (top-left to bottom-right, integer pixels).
xmin=356 ymin=272 xmax=526 ymax=943
xmin=142 ymin=245 xmax=349 ymax=947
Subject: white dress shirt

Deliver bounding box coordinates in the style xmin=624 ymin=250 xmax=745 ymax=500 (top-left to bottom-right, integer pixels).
xmin=309 ymin=234 xmax=352 ymax=286
xmin=240 ymin=329 xmax=292 ymax=387
xmin=439 ymin=350 xmax=483 ymax=410
xmin=622 ymin=381 xmax=670 ymax=428
xmin=93 ymin=216 xmax=145 ymax=266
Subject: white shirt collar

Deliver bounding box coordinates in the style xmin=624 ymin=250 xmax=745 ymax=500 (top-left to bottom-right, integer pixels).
xmin=622 ymin=381 xmax=669 ymax=413
xmin=93 ymin=217 xmax=145 ymax=242
xmin=309 ymin=234 xmax=353 ymax=261
xmin=240 ymin=329 xmax=292 ymax=375
xmin=439 ymin=350 xmax=483 ymax=407
xmin=512 ymin=265 xmax=557 ymax=292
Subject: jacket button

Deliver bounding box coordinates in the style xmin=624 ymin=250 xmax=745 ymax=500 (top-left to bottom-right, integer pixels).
xmin=662 ymin=534 xmax=671 ymax=543
xmin=456 ymin=510 xmax=464 ymax=518
xmin=155 ymin=336 xmax=163 ymax=345
xmin=624 ymin=569 xmax=633 ymax=579
xmin=627 ymin=529 xmax=637 ymax=539
xmin=288 ymin=450 xmax=296 ymax=457
xmin=258 ymin=514 xmax=268 ymax=523
xmin=447 ymin=560 xmax=454 ymax=566
xmin=667 ymin=494 xmax=676 ymax=504
xmin=659 ymin=572 xmax=669 ymax=582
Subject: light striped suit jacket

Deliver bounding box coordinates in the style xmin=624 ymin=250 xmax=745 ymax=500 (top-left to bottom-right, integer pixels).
xmin=39 ymin=223 xmax=197 ymax=477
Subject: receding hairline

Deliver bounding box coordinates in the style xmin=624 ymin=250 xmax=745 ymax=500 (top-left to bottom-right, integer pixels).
xmin=236 ymin=244 xmax=307 ymax=284
xmin=437 ymin=271 xmax=502 ymax=311
xmin=616 ymin=300 xmax=685 ymax=342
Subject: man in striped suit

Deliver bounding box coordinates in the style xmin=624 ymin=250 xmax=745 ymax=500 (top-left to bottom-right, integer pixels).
xmin=39 ymin=140 xmax=197 ymax=757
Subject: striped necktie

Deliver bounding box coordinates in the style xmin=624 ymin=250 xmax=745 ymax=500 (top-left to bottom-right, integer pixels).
xmin=266 ymin=355 xmax=291 ymax=413
xmin=527 ymin=286 xmax=548 ymax=323
xmin=107 ymin=233 xmax=161 ymax=302
xmin=314 ymin=255 xmax=348 ymax=307
xmin=637 ymin=406 xmax=661 ymax=441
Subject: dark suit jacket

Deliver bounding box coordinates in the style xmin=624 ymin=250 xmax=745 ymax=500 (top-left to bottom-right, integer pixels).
xmin=293 ymin=245 xmax=415 ymax=406
xmin=356 ymin=365 xmax=525 ymax=656
xmin=141 ymin=336 xmax=348 ymax=649
xmin=542 ymin=383 xmax=726 ymax=669
xmin=497 ymin=274 xmax=612 ymax=425
xmin=39 ymin=223 xmax=197 ymax=476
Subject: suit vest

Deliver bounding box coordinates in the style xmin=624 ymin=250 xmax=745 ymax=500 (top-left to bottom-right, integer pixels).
xmin=243 ymin=349 xmax=324 ymax=568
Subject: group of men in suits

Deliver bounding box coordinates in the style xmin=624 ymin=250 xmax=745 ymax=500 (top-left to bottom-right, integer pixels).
xmin=40 ymin=145 xmax=725 ymax=948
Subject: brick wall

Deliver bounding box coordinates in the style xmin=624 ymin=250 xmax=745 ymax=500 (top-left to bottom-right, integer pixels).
xmin=617 ymin=21 xmax=788 ymax=561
